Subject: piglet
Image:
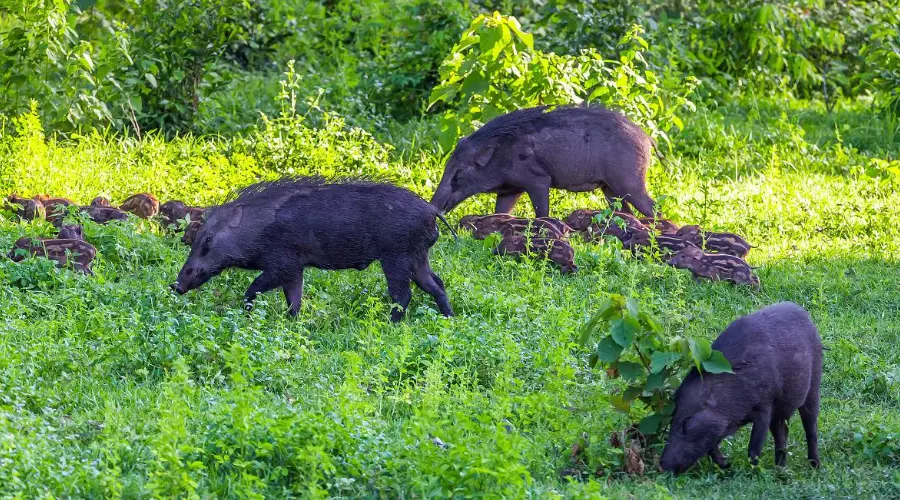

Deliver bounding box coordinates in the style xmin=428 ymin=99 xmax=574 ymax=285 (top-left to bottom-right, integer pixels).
xmin=667 ymin=245 xmax=759 ymax=287
xmin=71 ymin=206 xmax=129 ymax=226
xmin=660 ymin=302 xmax=822 ymax=474
xmin=493 ymin=235 xmax=577 ymax=273
xmin=676 ymin=225 xmax=752 ymax=258
xmin=6 ymin=196 xmax=46 ymax=221
xmin=581 ymin=211 xmax=648 ymax=242
xmin=8 ymin=237 xmax=97 ymax=274
xmin=639 ymin=217 xmax=679 ymax=235
xmin=57 ymin=224 xmax=85 ymax=240
xmin=179 ymin=208 xmax=206 ymax=245
xmin=499 ymin=217 xmax=571 ymax=240
xmin=91 ymin=196 xmax=112 ymax=207
xmin=622 ymin=232 xmax=695 ymax=254
xmin=120 ymin=193 xmax=159 ymax=219
xmin=459 ymin=214 xmax=517 ymax=239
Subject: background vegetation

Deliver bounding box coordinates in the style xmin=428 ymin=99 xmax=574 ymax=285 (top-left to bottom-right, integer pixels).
xmin=1 ymin=0 xmax=899 ymax=497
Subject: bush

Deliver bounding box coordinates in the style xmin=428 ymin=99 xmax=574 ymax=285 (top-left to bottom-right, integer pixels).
xmin=578 ymin=295 xmax=732 ymax=438
xmin=428 ymin=14 xmax=698 ymax=151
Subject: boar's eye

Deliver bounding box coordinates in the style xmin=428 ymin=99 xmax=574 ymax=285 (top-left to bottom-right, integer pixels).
xmin=200 ymin=236 xmax=212 ymax=256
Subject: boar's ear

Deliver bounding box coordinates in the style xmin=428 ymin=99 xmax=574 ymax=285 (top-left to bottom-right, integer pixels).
xmin=474 ymin=145 xmax=496 ymax=168
xmin=228 ymin=204 xmax=244 ymax=228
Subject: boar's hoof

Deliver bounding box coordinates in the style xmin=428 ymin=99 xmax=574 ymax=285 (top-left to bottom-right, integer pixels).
xmin=809 ymin=458 xmax=820 ymax=468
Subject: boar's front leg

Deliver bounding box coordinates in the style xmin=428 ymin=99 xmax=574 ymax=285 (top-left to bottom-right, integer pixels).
xmin=382 ymin=258 xmax=413 ymax=322
xmin=244 ymin=271 xmax=284 ymax=312
xmin=283 ymin=271 xmax=304 ymax=317
xmin=747 ymin=407 xmax=773 ymax=466
xmin=525 ymin=184 xmax=551 ymax=219
xmin=495 ymin=189 xmax=524 ymax=214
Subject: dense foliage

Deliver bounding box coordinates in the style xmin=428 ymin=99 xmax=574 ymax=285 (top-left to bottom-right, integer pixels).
xmin=1 ymin=0 xmax=899 ymax=497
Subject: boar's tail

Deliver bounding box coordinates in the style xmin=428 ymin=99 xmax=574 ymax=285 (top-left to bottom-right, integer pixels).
xmin=649 ymin=135 xmax=668 ymax=165
xmin=436 ymin=212 xmax=459 ymax=241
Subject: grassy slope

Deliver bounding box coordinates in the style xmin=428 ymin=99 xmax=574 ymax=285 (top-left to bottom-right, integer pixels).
xmin=0 ymin=97 xmax=898 ymax=498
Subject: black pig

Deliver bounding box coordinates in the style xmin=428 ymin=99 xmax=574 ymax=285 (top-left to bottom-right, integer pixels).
xmin=660 ymin=302 xmax=822 ymax=474
xmin=431 ymin=105 xmax=658 ymax=218
xmin=172 ymin=177 xmax=456 ymax=321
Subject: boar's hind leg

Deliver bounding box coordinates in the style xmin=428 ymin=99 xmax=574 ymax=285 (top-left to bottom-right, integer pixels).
xmin=799 ymin=395 xmax=821 ymax=468
xmin=770 ymin=419 xmax=789 ymax=466
xmin=244 ymin=271 xmax=284 ymax=311
xmin=382 ymin=258 xmax=413 ymax=322
xmin=624 ymin=192 xmax=657 ymax=218
xmin=412 ymin=258 xmax=454 ymax=317
xmin=495 ymin=190 xmax=524 ymax=214
xmin=283 ymin=272 xmax=304 ymax=317
xmin=600 ymin=184 xmax=631 ymax=214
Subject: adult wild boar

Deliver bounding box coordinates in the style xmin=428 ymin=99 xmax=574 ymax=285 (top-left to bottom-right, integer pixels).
xmin=431 ymin=105 xmax=658 ymax=218
xmin=172 ymin=177 xmax=456 ymax=321
xmin=660 ymin=302 xmax=822 ymax=474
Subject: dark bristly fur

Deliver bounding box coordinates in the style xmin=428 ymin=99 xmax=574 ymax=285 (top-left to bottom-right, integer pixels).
xmin=431 ymin=105 xmax=657 ymax=218
xmin=660 ymin=302 xmax=822 ymax=474
xmin=172 ymin=176 xmax=455 ymax=321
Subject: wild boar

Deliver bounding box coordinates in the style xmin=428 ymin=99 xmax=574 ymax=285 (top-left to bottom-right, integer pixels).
xmin=640 ymin=217 xmax=679 ymax=235
xmin=172 ymin=177 xmax=455 ymax=321
xmin=498 ymin=217 xmax=572 ymax=240
xmin=91 ymin=196 xmax=112 ymax=207
xmin=458 ymin=214 xmax=517 ymax=239
xmin=622 ymin=232 xmax=694 ymax=254
xmin=6 ymin=196 xmax=46 ymax=221
xmin=57 ymin=224 xmax=85 ymax=240
xmin=493 ymin=235 xmax=577 ymax=273
xmin=431 ymin=105 xmax=658 ymax=218
xmin=675 ymin=225 xmax=752 ymax=258
xmin=120 ymin=193 xmax=159 ymax=219
xmin=8 ymin=237 xmax=97 ymax=274
xmin=660 ymin=302 xmax=822 ymax=473
xmin=667 ymin=245 xmax=759 ymax=286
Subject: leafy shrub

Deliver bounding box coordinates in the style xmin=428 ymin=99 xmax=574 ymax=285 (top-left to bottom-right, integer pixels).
xmin=428 ymin=13 xmax=698 ymax=151
xmin=578 ymin=294 xmax=732 ymax=437
xmin=860 ymin=4 xmax=900 ymax=113
xmin=0 ymin=0 xmax=128 ymax=131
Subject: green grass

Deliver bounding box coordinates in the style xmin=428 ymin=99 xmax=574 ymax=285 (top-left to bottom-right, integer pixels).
xmin=1 ymin=96 xmax=899 ymax=498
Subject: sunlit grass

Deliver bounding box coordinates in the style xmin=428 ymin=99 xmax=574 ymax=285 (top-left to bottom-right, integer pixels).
xmin=0 ymin=97 xmax=898 ymax=497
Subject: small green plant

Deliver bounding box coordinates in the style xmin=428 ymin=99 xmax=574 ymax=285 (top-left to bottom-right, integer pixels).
xmin=578 ymin=294 xmax=732 ymax=437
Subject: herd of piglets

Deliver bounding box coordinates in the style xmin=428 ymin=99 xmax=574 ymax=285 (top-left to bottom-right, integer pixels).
xmin=458 ymin=208 xmax=757 ymax=286
xmin=4 ymin=192 xmax=205 ymax=273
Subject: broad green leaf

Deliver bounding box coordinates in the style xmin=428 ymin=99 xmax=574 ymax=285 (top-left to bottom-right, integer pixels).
xmin=597 ymin=335 xmax=624 ymax=363
xmin=645 ymin=371 xmax=665 ymax=391
xmin=507 ymin=18 xmax=534 ymax=49
xmin=618 ymin=361 xmax=644 ymax=381
xmin=608 ymin=394 xmax=631 ymax=414
xmin=144 ymin=73 xmax=157 ymax=89
xmin=588 ymin=352 xmax=599 ymax=368
xmin=638 ymin=413 xmax=662 ymax=435
xmin=689 ymin=338 xmax=712 ymax=364
xmin=625 ymin=297 xmax=640 ymax=318
xmin=610 ymin=318 xmax=635 ymax=348
xmin=479 ymin=26 xmax=502 ymax=59
xmin=702 ymin=350 xmax=734 ymax=374
xmin=650 ymin=351 xmax=681 ymax=374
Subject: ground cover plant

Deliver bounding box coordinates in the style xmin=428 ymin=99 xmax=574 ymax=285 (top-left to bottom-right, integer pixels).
xmin=1 ymin=0 xmax=900 ymax=497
